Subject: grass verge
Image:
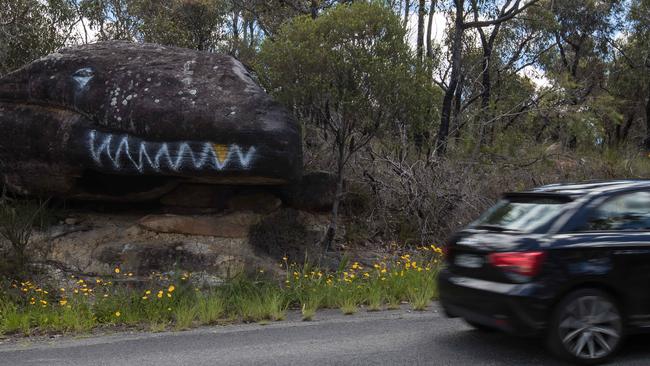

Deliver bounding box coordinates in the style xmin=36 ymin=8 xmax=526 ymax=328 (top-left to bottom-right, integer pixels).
xmin=0 ymin=246 xmax=443 ymax=336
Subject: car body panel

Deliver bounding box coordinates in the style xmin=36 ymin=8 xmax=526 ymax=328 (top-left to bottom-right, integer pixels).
xmin=439 ymin=180 xmax=650 ymax=336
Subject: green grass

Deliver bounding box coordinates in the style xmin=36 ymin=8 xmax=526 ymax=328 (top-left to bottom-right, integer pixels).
xmin=365 ymin=285 xmax=383 ymax=312
xmin=195 ymin=291 xmax=226 ymax=324
xmin=173 ymin=301 xmax=198 ymax=330
xmin=0 ymin=249 xmax=443 ymax=337
xmin=301 ymin=295 xmax=320 ymax=321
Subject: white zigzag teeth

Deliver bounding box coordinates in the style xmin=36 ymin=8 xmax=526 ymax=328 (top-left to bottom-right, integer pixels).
xmin=87 ymin=130 xmax=256 ymax=173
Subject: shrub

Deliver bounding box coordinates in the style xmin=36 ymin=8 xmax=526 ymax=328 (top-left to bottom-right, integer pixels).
xmin=0 ymin=193 xmax=52 ymax=275
xmin=249 ymin=209 xmax=314 ymax=260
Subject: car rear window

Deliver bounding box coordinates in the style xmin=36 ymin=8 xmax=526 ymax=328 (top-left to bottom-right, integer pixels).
xmin=471 ymin=195 xmax=571 ymax=233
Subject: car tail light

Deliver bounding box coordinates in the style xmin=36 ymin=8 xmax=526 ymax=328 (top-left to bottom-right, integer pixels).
xmin=488 ymin=251 xmax=546 ymax=277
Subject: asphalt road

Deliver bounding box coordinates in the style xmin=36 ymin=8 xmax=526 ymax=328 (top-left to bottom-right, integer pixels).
xmin=2 ymin=303 xmax=650 ymax=366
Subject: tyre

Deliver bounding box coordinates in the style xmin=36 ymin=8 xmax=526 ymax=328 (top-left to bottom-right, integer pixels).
xmin=464 ymin=319 xmax=496 ymax=332
xmin=547 ymin=289 xmax=623 ymax=365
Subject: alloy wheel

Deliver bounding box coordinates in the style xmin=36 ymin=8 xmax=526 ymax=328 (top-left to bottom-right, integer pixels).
xmin=558 ymin=295 xmax=622 ymax=360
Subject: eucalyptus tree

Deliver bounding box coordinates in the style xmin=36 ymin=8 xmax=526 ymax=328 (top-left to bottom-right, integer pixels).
xmin=1 ymin=0 xmax=77 ymax=75
xmin=258 ymin=2 xmax=438 ymax=250
xmin=434 ymin=0 xmax=541 ymax=156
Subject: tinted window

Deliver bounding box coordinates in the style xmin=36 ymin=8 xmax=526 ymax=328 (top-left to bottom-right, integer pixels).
xmin=582 ymin=191 xmax=650 ymax=231
xmin=472 ymin=196 xmax=570 ymax=233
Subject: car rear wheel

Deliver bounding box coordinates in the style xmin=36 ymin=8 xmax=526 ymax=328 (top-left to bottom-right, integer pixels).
xmin=547 ymin=289 xmax=623 ymax=365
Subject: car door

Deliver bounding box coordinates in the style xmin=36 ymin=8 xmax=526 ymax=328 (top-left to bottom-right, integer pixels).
xmin=551 ymin=190 xmax=650 ymax=327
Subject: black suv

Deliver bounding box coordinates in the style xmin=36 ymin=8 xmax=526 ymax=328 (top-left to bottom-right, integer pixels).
xmin=439 ymin=180 xmax=650 ymax=365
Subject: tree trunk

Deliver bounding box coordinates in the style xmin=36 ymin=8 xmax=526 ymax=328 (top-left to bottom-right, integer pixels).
xmin=417 ymin=0 xmax=426 ymax=61
xmin=426 ymin=0 xmax=436 ymax=59
xmin=311 ymin=0 xmax=318 ymax=19
xmin=643 ymin=85 xmax=650 ymax=150
xmin=249 ymin=21 xmax=255 ymax=47
xmin=476 ymin=26 xmax=500 ymax=149
xmin=435 ymin=0 xmax=463 ymax=156
xmin=232 ymin=10 xmax=240 ymax=55
xmin=323 ymin=137 xmax=346 ymax=253
xmin=451 ymin=74 xmax=464 ymax=141
xmin=404 ymin=0 xmax=411 ymax=28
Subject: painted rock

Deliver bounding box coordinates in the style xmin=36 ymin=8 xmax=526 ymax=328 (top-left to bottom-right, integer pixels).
xmin=0 ymin=41 xmax=301 ymax=200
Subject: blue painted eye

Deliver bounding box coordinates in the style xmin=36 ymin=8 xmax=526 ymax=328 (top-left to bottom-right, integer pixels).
xmin=72 ymin=67 xmax=95 ymax=90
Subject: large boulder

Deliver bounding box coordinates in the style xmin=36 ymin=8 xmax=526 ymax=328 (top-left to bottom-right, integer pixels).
xmin=0 ymin=41 xmax=302 ymax=200
xmin=283 ymin=171 xmax=339 ymax=211
xmin=23 ymin=210 xmax=333 ymax=280
xmin=138 ymin=212 xmax=262 ymax=238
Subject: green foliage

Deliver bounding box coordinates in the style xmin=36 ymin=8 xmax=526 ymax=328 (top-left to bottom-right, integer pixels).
xmin=0 ymin=247 xmax=443 ymax=336
xmin=195 ymin=291 xmax=226 ymax=324
xmin=172 ymin=300 xmax=198 ymax=330
xmin=258 ymin=1 xmax=440 ymax=146
xmin=0 ymin=0 xmax=76 ymax=75
xmin=131 ymin=0 xmax=228 ymax=51
xmin=0 ymin=194 xmax=52 ymax=275
xmin=249 ymin=209 xmax=311 ymax=260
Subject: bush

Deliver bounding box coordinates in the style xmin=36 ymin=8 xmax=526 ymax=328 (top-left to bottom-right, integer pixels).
xmin=249 ymin=209 xmax=315 ymax=260
xmin=0 ymin=193 xmax=52 ymax=276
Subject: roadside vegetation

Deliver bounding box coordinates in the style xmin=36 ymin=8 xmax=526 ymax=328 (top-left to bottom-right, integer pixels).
xmin=0 ymin=246 xmax=442 ymax=337
xmin=4 ymin=0 xmax=650 ymax=340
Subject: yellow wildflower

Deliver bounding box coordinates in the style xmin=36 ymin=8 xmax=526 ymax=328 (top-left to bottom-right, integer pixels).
xmin=114 ymin=268 xmax=121 ymax=274
xmin=115 ymin=311 xmax=121 ymax=317
xmin=59 ymin=299 xmax=68 ymax=306
xmin=167 ymin=285 xmax=175 ymax=292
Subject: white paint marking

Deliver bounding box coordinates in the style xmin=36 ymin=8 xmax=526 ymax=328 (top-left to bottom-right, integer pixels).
xmin=87 ymin=130 xmax=256 ymax=173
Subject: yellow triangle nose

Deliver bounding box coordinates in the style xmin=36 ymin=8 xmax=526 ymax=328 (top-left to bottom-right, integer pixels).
xmin=213 ymin=144 xmax=229 ymax=163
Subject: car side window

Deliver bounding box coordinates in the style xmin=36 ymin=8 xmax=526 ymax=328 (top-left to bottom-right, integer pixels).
xmin=581 ymin=191 xmax=650 ymax=231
